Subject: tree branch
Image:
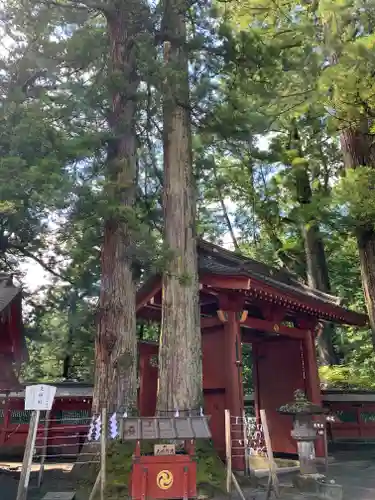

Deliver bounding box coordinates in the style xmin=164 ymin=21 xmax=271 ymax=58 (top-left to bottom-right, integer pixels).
xmin=8 ymin=244 xmax=73 ymax=285
xmin=41 ymin=0 xmax=110 ymax=14
xmin=212 ymin=160 xmax=239 ymax=250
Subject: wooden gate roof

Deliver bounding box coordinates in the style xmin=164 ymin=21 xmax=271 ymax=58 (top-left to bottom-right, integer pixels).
xmin=137 ymin=240 xmax=367 ymax=326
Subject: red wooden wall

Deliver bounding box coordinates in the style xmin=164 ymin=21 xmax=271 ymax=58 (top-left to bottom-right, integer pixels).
xmin=254 ymin=338 xmax=305 ymax=454
xmin=138 ymin=328 xmax=228 ymax=457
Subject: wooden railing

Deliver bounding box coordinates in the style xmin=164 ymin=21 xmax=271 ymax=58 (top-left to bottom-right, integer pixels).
xmin=3 ymin=387 xmax=375 ymax=456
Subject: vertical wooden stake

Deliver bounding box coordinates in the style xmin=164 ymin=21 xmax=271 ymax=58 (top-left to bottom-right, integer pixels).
xmin=16 ymin=410 xmax=41 ymax=500
xmin=37 ymin=409 xmax=51 ymax=488
xmin=224 ymin=409 xmax=232 ymax=494
xmin=323 ymin=425 xmax=329 ymax=475
xmin=101 ymin=407 xmax=107 ymax=500
xmin=260 ymin=409 xmax=279 ymax=499
xmin=242 ymin=410 xmax=249 ymax=476
xmin=119 ymin=417 xmax=124 ymax=441
xmin=89 ymin=472 xmax=101 ymax=500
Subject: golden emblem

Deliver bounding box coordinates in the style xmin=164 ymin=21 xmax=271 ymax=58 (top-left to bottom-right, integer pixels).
xmin=273 ymin=324 xmax=280 ymax=332
xmin=156 ymin=470 xmax=174 ymax=490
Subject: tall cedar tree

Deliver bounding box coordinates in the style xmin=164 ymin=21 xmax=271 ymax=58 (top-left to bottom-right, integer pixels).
xmin=93 ymin=0 xmax=148 ymax=413
xmin=227 ymin=0 xmax=373 ymax=348
xmin=340 ymin=126 xmax=375 ymax=345
xmin=156 ymin=0 xmax=202 ymax=413
xmin=288 ymin=123 xmax=338 ymax=364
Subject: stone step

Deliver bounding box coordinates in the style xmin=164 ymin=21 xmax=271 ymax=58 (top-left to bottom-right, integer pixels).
xmin=41 ymin=493 xmax=76 ymax=500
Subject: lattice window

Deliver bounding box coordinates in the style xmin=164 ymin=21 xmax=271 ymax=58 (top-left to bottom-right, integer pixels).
xmin=54 ymin=409 xmax=91 ymax=425
xmin=11 ymin=410 xmax=31 ymax=424
xmin=361 ymin=411 xmax=375 ymax=423
xmin=10 ymin=410 xmax=47 ymax=424
xmin=335 ymin=410 xmax=357 ymax=423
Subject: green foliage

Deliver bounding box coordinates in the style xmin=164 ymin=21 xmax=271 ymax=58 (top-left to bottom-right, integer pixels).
xmin=195 ymin=440 xmax=226 ymax=494
xmin=320 ymin=360 xmax=375 ymax=390
xmin=105 ymin=441 xmax=135 ymax=496
xmin=242 ymin=343 xmax=253 ymax=394
xmin=334 ymin=168 xmax=375 ymax=229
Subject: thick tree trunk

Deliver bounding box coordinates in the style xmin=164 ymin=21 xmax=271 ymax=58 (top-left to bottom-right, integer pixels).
xmin=340 ymin=125 xmax=375 ymax=348
xmin=291 ymin=126 xmax=338 ymax=365
xmin=357 ymin=228 xmax=375 ymax=346
xmin=303 ymin=223 xmax=338 ymax=365
xmin=63 ymin=293 xmax=77 ymax=379
xmin=156 ymin=0 xmax=202 ymax=413
xmin=92 ymin=5 xmax=141 ymax=414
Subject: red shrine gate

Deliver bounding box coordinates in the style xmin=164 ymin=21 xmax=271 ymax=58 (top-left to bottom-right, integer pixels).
xmin=136 ymin=240 xmax=367 ymax=470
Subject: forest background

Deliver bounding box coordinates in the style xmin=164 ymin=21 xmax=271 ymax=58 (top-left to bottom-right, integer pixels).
xmin=1 ymin=0 xmax=375 ymax=394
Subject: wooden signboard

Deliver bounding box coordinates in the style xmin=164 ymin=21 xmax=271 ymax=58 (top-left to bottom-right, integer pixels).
xmin=154 ymin=444 xmax=176 ymax=456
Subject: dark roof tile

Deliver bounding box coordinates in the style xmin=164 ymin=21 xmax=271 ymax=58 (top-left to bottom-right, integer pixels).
xmin=0 ymin=275 xmax=20 ymax=314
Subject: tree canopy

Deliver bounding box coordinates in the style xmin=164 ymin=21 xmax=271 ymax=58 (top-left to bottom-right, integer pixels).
xmin=1 ymin=0 xmax=374 ymax=393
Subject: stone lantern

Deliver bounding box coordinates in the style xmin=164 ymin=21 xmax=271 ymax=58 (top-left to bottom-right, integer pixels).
xmin=278 ymin=390 xmax=327 ymax=475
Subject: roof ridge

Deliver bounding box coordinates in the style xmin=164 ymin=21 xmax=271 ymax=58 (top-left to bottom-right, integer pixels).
xmin=198 ymin=239 xmax=342 ymax=305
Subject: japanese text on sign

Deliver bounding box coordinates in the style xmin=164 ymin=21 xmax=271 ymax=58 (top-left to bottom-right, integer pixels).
xmin=25 ymin=384 xmax=56 ymax=411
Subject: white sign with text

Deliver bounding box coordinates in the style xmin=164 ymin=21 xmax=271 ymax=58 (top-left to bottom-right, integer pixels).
xmin=25 ymin=384 xmax=56 ymax=411
xmin=154 ymin=444 xmax=175 ymax=456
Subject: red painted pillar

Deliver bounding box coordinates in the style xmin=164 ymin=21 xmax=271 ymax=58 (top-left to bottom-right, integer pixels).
xmin=303 ymin=330 xmax=324 ymax=457
xmin=138 ymin=343 xmax=158 ymax=416
xmin=0 ymin=398 xmax=10 ymax=445
xmin=219 ymin=302 xmax=245 ymax=471
xmin=223 ymin=311 xmax=243 ymax=418
xmin=252 ymin=342 xmax=261 ymax=423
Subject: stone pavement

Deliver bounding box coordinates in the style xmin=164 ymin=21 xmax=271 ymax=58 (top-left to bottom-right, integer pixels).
xmin=235 ymin=446 xmax=375 ymax=499
xmin=322 ymin=447 xmax=375 ymax=500
xmin=2 ymin=446 xmax=375 ymax=499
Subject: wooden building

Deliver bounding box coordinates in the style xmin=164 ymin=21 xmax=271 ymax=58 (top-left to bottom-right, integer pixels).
xmin=136 ymin=240 xmax=367 ymax=468
xmin=0 ymin=275 xmax=24 ymax=391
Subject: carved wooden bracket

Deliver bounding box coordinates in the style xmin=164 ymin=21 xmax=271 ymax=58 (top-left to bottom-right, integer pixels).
xmin=217 ymin=310 xmax=228 ymax=323
xmin=239 ymin=310 xmax=248 ymax=323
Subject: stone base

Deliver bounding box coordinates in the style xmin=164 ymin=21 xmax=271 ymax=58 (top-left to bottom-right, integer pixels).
xmin=293 ymin=474 xmax=343 ymax=500
xmin=316 ymin=478 xmax=343 ymax=500
xmin=293 ymin=473 xmax=324 ymax=493
xmin=315 ymin=455 xmax=335 ymax=465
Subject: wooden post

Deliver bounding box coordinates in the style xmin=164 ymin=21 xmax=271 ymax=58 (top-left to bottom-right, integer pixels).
xmin=221 ymin=307 xmax=245 ymax=472
xmin=16 ymin=410 xmax=41 ymax=500
xmin=231 ymin=472 xmax=246 ymax=500
xmin=224 ymin=409 xmax=232 ymax=494
xmin=0 ymin=395 xmax=10 ymax=445
xmin=100 ymin=408 xmax=107 ymax=500
xmin=37 ymin=410 xmax=51 ymax=487
xmin=260 ymin=409 xmax=279 ymax=499
xmin=323 ymin=425 xmax=329 ymax=475
xmin=89 ymin=472 xmax=101 ymax=500
xmin=242 ymin=410 xmax=249 ymax=476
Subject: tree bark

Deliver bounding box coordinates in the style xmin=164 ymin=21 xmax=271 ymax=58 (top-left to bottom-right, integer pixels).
xmin=302 ymin=223 xmax=338 ymax=365
xmin=291 ymin=126 xmax=338 ymax=365
xmin=63 ymin=293 xmax=77 ymax=379
xmin=93 ymin=3 xmax=144 ymax=413
xmin=340 ymin=125 xmax=375 ymax=347
xmin=156 ymin=0 xmax=202 ymax=413
xmin=357 ymin=228 xmax=375 ymax=346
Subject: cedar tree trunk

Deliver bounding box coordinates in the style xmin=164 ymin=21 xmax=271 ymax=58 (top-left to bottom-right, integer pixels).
xmin=93 ymin=4 xmax=143 ymax=413
xmin=292 ymin=126 xmax=338 ymax=365
xmin=302 ymin=223 xmax=338 ymax=365
xmin=340 ymin=126 xmax=375 ymax=346
xmin=156 ymin=0 xmax=202 ymax=413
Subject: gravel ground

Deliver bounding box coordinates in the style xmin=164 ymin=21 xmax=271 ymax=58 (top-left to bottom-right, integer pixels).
xmin=2 ymin=447 xmax=375 ymax=500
